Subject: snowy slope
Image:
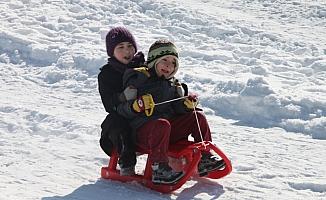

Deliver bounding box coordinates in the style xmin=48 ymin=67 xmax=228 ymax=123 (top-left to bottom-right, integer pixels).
xmin=1 ymin=0 xmax=326 ymax=199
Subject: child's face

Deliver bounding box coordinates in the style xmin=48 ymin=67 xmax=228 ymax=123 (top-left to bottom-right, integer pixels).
xmin=155 ymin=56 xmax=176 ymax=79
xmin=113 ymin=42 xmax=136 ymax=64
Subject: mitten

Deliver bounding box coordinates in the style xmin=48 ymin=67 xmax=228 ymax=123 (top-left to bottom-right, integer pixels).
xmin=184 ymin=93 xmax=198 ymax=110
xmin=119 ymin=86 xmax=137 ymax=101
xmin=132 ymin=94 xmax=155 ymax=116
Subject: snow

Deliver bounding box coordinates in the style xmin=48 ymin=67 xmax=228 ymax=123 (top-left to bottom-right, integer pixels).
xmin=1 ymin=0 xmax=326 ymax=199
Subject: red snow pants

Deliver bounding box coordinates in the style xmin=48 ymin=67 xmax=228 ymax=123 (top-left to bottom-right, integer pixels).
xmin=136 ymin=111 xmax=212 ymax=163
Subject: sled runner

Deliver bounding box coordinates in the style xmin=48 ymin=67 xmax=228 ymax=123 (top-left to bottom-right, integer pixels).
xmin=101 ymin=140 xmax=232 ymax=193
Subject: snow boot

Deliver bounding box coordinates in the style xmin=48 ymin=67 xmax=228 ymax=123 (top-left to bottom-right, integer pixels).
xmin=152 ymin=162 xmax=184 ymax=184
xmin=198 ymin=152 xmax=225 ymax=177
xmin=119 ymin=165 xmax=135 ymax=176
xmin=118 ymin=150 xmax=136 ymax=176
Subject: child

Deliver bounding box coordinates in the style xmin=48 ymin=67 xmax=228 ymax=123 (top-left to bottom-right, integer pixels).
xmin=116 ymin=39 xmax=225 ymax=184
xmin=98 ymin=27 xmax=145 ymax=176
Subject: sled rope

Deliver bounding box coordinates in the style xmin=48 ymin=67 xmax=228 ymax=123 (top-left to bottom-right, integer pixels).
xmin=154 ymin=96 xmax=207 ymax=148
xmin=192 ymin=101 xmax=206 ymax=149
xmin=154 ymin=96 xmax=188 ymax=106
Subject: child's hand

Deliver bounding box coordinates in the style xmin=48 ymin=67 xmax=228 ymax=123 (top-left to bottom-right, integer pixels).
xmin=184 ymin=93 xmax=198 ymax=109
xmin=132 ymin=94 xmax=155 ymax=116
xmin=119 ymin=86 xmax=137 ymax=101
xmin=187 ymin=93 xmax=198 ymax=101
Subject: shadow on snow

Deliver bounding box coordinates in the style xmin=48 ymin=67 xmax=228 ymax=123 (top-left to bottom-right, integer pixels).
xmin=42 ymin=178 xmax=225 ymax=200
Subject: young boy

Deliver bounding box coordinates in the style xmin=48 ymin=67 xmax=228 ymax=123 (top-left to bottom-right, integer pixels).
xmin=98 ymin=27 xmax=144 ymax=176
xmin=116 ymin=39 xmax=225 ymax=184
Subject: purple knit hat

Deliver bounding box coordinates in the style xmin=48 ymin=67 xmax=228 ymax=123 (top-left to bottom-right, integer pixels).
xmin=105 ymin=27 xmax=137 ymax=57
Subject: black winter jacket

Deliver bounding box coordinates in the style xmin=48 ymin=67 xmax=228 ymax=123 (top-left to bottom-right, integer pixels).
xmin=98 ymin=53 xmax=145 ymax=155
xmin=98 ymin=53 xmax=145 ymax=113
xmin=117 ymin=67 xmax=190 ymax=130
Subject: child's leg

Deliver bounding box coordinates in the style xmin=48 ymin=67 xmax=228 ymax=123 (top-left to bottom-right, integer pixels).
xmin=169 ymin=112 xmax=225 ymax=175
xmin=136 ymin=119 xmax=171 ymax=163
xmin=99 ymin=134 xmax=113 ymax=156
xmin=169 ymin=111 xmax=212 ymax=143
xmin=100 ymin=113 xmax=121 ymax=156
xmin=119 ymin=129 xmax=136 ymax=168
xmin=102 ymin=113 xmax=136 ymax=170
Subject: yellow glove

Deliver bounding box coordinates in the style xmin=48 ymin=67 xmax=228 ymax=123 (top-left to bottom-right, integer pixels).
xmin=132 ymin=94 xmax=155 ymax=116
xmin=184 ymin=93 xmax=199 ymax=110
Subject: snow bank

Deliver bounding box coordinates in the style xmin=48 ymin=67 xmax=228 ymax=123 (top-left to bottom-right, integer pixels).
xmin=0 ymin=0 xmax=325 ymax=141
xmin=1 ymin=0 xmax=326 ymax=199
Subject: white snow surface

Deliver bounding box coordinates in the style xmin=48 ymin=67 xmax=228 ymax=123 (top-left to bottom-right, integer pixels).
xmin=1 ymin=0 xmax=326 ymax=199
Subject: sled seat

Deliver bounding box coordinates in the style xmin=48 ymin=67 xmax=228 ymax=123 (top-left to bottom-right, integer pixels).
xmin=101 ymin=141 xmax=232 ymax=193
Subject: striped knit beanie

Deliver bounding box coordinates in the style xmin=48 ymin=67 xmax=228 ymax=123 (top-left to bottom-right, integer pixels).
xmin=147 ymin=39 xmax=179 ymax=78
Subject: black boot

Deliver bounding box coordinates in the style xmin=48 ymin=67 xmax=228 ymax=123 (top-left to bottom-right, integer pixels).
xmin=118 ymin=133 xmax=136 ymax=176
xmin=118 ymin=149 xmax=136 ymax=176
xmin=152 ymin=162 xmax=184 ymax=184
xmin=198 ymin=152 xmax=225 ymax=177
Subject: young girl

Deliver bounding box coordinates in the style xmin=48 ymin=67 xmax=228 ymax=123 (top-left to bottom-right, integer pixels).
xmin=116 ymin=40 xmax=225 ymax=184
xmin=98 ymin=27 xmax=144 ymax=176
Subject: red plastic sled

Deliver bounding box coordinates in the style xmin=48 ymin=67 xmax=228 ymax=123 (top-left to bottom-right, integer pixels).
xmin=101 ymin=141 xmax=232 ymax=193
